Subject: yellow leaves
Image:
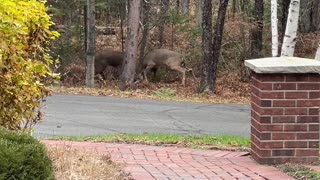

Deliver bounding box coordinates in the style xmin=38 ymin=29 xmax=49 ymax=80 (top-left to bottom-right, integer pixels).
xmin=34 ymin=63 xmax=44 ymax=73
xmin=0 ymin=59 xmax=3 ymax=69
xmin=0 ymin=0 xmax=59 ymax=132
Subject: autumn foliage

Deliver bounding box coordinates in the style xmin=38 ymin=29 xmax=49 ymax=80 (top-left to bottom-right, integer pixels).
xmin=0 ymin=0 xmax=59 ymax=132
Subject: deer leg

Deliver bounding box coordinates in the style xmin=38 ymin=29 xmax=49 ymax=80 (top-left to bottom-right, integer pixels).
xmin=143 ymin=69 xmax=148 ymax=82
xmin=187 ymin=68 xmax=196 ymax=80
xmin=143 ymin=65 xmax=154 ymax=83
xmin=151 ymin=68 xmax=157 ymax=80
xmin=171 ymin=66 xmax=186 ymax=86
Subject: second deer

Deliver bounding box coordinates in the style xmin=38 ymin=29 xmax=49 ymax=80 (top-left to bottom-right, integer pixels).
xmin=139 ymin=49 xmax=194 ymax=86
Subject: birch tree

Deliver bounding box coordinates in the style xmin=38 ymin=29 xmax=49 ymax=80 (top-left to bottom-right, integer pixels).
xmin=271 ymin=0 xmax=279 ymax=56
xmin=316 ymin=44 xmax=320 ymax=60
xmin=85 ymin=0 xmax=96 ymax=88
xmin=281 ymin=0 xmax=300 ymax=57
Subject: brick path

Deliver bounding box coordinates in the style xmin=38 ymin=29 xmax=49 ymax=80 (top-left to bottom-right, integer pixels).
xmin=43 ymin=140 xmax=293 ymax=180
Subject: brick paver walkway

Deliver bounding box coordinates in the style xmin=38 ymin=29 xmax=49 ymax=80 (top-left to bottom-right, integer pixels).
xmin=43 ymin=140 xmax=293 ymax=180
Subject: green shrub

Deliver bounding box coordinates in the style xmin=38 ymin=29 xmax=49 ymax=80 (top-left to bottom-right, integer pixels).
xmin=0 ymin=128 xmax=54 ymax=180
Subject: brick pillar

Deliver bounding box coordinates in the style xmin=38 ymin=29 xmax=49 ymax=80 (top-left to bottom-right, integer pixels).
xmin=250 ymin=72 xmax=320 ymax=164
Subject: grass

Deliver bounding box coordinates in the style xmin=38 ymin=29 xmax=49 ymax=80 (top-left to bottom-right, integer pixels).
xmin=46 ymin=133 xmax=250 ymax=151
xmin=152 ymin=88 xmax=177 ymax=99
xmin=277 ymin=163 xmax=320 ymax=180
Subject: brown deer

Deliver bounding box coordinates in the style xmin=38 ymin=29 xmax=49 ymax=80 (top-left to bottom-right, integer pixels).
xmin=139 ymin=49 xmax=193 ymax=86
xmin=94 ymin=50 xmax=124 ymax=80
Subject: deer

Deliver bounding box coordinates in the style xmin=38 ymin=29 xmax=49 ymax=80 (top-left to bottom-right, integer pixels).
xmin=94 ymin=50 xmax=124 ymax=80
xmin=138 ymin=49 xmax=194 ymax=86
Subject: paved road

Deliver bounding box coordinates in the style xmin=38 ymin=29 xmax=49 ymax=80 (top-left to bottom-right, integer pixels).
xmin=34 ymin=94 xmax=250 ymax=138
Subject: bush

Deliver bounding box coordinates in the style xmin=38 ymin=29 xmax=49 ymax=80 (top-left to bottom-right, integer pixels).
xmin=0 ymin=128 xmax=54 ymax=180
xmin=0 ymin=0 xmax=59 ymax=131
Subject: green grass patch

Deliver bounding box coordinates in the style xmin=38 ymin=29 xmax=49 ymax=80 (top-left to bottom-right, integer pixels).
xmin=46 ymin=134 xmax=250 ymax=151
xmin=152 ymin=88 xmax=176 ymax=99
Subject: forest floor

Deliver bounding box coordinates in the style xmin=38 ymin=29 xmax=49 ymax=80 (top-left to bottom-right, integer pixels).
xmin=51 ymin=72 xmax=250 ymax=104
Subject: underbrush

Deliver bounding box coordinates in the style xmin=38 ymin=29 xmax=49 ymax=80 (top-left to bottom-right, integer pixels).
xmin=51 ymin=72 xmax=250 ymax=104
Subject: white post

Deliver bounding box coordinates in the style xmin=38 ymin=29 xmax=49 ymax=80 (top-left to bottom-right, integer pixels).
xmin=281 ymin=0 xmax=300 ymax=57
xmin=271 ymin=0 xmax=279 ymax=57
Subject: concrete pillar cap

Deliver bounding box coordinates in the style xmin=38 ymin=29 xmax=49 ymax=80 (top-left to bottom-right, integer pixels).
xmin=245 ymin=57 xmax=320 ymax=74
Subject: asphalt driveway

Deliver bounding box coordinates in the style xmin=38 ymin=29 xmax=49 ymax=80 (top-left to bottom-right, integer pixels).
xmin=34 ymin=94 xmax=250 ymax=138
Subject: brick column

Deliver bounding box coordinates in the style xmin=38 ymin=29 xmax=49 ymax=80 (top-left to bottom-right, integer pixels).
xmin=245 ymin=57 xmax=320 ymax=164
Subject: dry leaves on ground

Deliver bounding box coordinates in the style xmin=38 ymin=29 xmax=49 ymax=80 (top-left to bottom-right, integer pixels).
xmin=47 ymin=146 xmax=132 ymax=180
xmin=52 ymin=72 xmax=250 ymax=105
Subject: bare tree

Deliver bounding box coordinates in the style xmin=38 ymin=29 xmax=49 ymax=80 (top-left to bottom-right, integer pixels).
xmin=281 ymin=0 xmax=300 ymax=57
xmin=120 ymin=0 xmax=142 ymax=90
xmin=138 ymin=0 xmax=151 ymax=69
xmin=195 ymin=0 xmax=203 ymax=27
xmin=85 ymin=0 xmax=96 ymax=88
xmin=299 ymin=0 xmax=320 ymax=33
xmin=200 ymin=0 xmax=229 ymax=93
xmin=250 ymin=0 xmax=264 ymax=58
xmin=271 ymin=0 xmax=279 ymax=56
xmin=159 ymin=0 xmax=170 ymax=47
xmin=200 ymin=0 xmax=213 ymax=92
xmin=210 ymin=0 xmax=229 ymax=92
xmin=179 ymin=0 xmax=190 ymax=14
xmin=231 ymin=0 xmax=237 ymax=18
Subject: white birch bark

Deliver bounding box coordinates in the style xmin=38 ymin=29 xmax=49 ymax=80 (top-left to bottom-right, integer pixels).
xmin=315 ymin=44 xmax=320 ymax=60
xmin=271 ymin=0 xmax=279 ymax=57
xmin=281 ymin=0 xmax=300 ymax=57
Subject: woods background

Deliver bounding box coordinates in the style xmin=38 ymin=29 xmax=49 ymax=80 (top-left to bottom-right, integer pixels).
xmin=47 ymin=0 xmax=320 ymax=95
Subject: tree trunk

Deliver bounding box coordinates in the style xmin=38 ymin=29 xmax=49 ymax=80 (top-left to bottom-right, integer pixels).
xmin=281 ymin=0 xmax=300 ymax=57
xmin=176 ymin=0 xmax=180 ymax=11
xmin=179 ymin=0 xmax=190 ymax=15
xmin=120 ymin=0 xmax=142 ymax=90
xmin=200 ymin=0 xmax=213 ymax=92
xmin=84 ymin=5 xmax=87 ymax=53
xmin=316 ymin=44 xmax=320 ymax=60
xmin=250 ymin=0 xmax=264 ymax=58
xmin=231 ymin=0 xmax=237 ymax=18
xmin=201 ymin=0 xmax=229 ymax=93
xmin=119 ymin=2 xmax=125 ymax=52
xmin=159 ymin=0 xmax=170 ymax=48
xmin=239 ymin=0 xmax=251 ymax=15
xmin=138 ymin=0 xmax=151 ymax=69
xmin=311 ymin=0 xmax=320 ymax=31
xmin=271 ymin=0 xmax=279 ymax=57
xmin=195 ymin=0 xmax=203 ymax=27
xmin=299 ymin=0 xmax=320 ymax=33
xmin=85 ymin=0 xmax=96 ymax=88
